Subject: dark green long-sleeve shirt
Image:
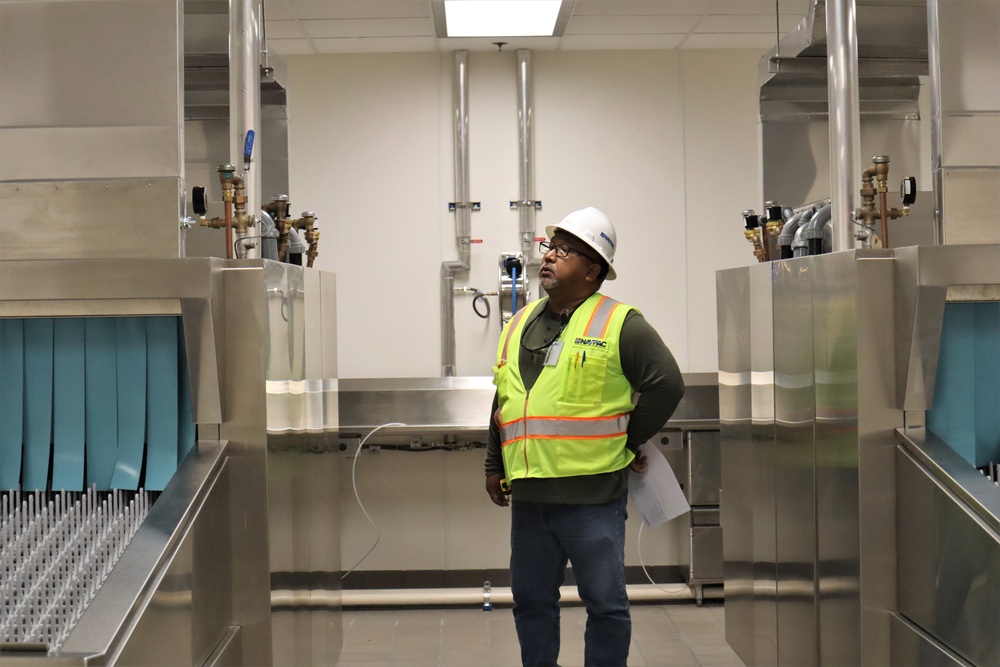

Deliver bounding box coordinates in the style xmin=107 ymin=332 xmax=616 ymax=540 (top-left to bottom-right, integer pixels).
xmin=485 ymin=303 xmax=685 ymax=504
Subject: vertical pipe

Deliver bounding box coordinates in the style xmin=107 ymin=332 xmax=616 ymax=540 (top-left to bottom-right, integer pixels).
xmin=826 ymin=0 xmax=861 ymax=253
xmin=453 ymin=50 xmax=472 ymax=269
xmin=926 ymin=0 xmax=944 ymax=245
xmin=441 ymin=264 xmax=457 ymax=377
xmin=442 ymin=50 xmax=471 ymax=377
xmin=516 ymin=49 xmax=536 ymax=262
xmin=230 ymin=0 xmax=262 ymax=258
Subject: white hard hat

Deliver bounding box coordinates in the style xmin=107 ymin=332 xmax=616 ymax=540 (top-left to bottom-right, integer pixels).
xmin=546 ymin=206 xmax=618 ymax=280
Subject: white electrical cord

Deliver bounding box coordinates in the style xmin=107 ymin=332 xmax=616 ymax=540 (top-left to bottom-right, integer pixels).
xmin=637 ymin=521 xmax=691 ymax=594
xmin=341 ymin=422 xmax=407 ymax=580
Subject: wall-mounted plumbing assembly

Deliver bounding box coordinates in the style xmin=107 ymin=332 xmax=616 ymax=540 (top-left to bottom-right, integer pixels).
xmin=499 ymin=253 xmax=527 ymax=327
xmin=440 ymin=49 xmax=543 ymax=374
xmin=194 ymin=172 xmax=321 ymax=264
xmin=743 ymin=155 xmax=916 ymax=263
xmin=852 ymin=155 xmax=916 ymax=249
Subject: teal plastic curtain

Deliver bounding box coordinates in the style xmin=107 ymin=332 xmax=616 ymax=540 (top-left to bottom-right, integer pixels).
xmin=0 ymin=316 xmax=196 ymax=492
xmin=927 ymin=302 xmax=1000 ymax=468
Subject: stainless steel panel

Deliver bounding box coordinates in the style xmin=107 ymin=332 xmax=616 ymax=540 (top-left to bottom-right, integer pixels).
xmin=112 ymin=458 xmax=234 ymax=666
xmin=896 ymin=427 xmax=1000 ymax=557
xmin=890 ymin=613 xmax=971 ymax=667
xmin=184 ymin=118 xmax=231 ymax=259
xmin=218 ymin=263 xmax=275 ymax=665
xmin=940 ymin=170 xmax=1000 ymax=246
xmin=1 ymin=180 xmax=183 ymax=260
xmin=761 ymin=117 xmax=924 ymax=211
xmin=772 ymin=256 xmax=818 ymax=666
xmin=941 ymin=117 xmax=1000 ymax=170
xmin=928 ymin=0 xmax=1000 ymax=243
xmin=263 ymin=262 xmax=342 ymax=666
xmin=688 ymin=430 xmax=721 ymax=506
xmin=0 ymin=1 xmax=182 ymax=131
xmin=749 ymin=262 xmax=778 ymax=667
xmin=57 ymin=441 xmax=227 ymax=662
xmin=894 ymin=245 xmax=1000 ymax=411
xmin=717 ymin=265 xmax=755 ymax=665
xmin=856 ymin=255 xmax=902 ymax=667
xmin=896 ymin=436 xmax=1000 ymax=666
xmin=691 ymin=526 xmax=725 ymax=581
xmin=937 ymin=0 xmax=1000 ymax=118
xmin=0 ymin=1 xmax=184 ymax=259
xmin=691 ymin=508 xmax=721 ymax=526
xmin=267 ymin=449 xmax=343 ymax=667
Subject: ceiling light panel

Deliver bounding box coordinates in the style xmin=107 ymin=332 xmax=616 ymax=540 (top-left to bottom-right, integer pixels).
xmin=444 ymin=0 xmax=563 ymax=37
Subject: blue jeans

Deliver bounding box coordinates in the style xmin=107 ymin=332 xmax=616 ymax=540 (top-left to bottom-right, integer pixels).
xmin=510 ymin=493 xmax=630 ymax=667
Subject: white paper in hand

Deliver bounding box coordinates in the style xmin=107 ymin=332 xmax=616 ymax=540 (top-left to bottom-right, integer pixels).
xmin=628 ymin=442 xmax=690 ymax=527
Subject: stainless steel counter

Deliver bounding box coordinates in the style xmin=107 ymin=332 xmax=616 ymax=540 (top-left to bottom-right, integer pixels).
xmin=335 ymin=372 xmax=719 ymax=447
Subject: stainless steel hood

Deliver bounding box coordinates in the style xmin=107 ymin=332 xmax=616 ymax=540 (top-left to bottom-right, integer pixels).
xmin=760 ymin=0 xmax=929 ymax=120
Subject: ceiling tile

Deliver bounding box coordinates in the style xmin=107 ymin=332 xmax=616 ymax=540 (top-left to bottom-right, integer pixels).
xmin=267 ymin=38 xmax=317 ymax=55
xmin=559 ymin=33 xmax=688 ymax=49
xmin=304 ymin=18 xmax=434 ymax=39
xmin=285 ymin=0 xmax=431 ymax=21
xmin=696 ymin=14 xmax=801 ymax=33
xmin=312 ymin=36 xmax=439 ymax=54
xmin=263 ymin=0 xmax=296 ymax=21
xmin=681 ymin=32 xmax=777 ymax=49
xmin=710 ymin=0 xmax=811 ymax=16
xmin=266 ymin=20 xmax=308 ymax=39
xmin=569 ymin=14 xmax=701 ymax=34
xmin=573 ymin=0 xmax=715 ymax=16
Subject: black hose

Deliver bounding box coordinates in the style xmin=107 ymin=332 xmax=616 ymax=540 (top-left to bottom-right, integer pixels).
xmin=472 ymin=290 xmax=491 ymax=319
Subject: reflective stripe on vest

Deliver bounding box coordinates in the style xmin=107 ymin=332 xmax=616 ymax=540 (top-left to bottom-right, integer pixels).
xmin=499 ymin=411 xmax=630 ymax=448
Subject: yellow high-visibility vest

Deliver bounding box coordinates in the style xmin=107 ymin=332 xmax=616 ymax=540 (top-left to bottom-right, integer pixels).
xmin=492 ymin=292 xmax=637 ymax=481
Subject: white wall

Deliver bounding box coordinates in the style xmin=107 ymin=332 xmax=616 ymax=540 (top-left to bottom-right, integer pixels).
xmin=286 ymin=49 xmax=762 ymax=572
xmin=288 ymin=48 xmax=761 ymax=379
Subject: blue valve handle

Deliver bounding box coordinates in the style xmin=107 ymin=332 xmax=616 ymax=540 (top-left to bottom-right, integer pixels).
xmin=243 ymin=129 xmax=255 ymax=169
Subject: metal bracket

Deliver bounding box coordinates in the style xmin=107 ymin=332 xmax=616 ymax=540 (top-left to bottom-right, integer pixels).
xmin=510 ymin=199 xmax=542 ymax=210
xmin=449 ymin=201 xmax=481 ymax=211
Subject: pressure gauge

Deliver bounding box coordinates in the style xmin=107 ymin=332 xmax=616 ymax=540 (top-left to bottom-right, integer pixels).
xmin=192 ymin=186 xmax=208 ymax=216
xmin=900 ymin=177 xmax=917 ymax=206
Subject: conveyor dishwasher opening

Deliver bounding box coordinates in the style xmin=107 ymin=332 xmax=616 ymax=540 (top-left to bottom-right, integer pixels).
xmin=927 ymin=301 xmax=1000 ymax=476
xmin=0 ymin=314 xmax=195 ymax=655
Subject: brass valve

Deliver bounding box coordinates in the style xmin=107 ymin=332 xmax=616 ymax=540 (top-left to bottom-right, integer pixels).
xmin=855 ymin=156 xmax=913 ymax=249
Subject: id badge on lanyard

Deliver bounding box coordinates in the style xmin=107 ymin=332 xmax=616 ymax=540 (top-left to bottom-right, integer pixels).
xmin=543 ymin=340 xmax=563 ymax=366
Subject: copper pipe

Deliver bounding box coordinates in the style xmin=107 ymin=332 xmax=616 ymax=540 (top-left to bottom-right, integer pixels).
xmin=218 ymin=164 xmax=237 ymax=259
xmin=872 ymin=156 xmax=891 ymax=248
xmin=879 ymin=189 xmax=890 ymax=248
xmin=224 ymin=203 xmax=233 ymax=259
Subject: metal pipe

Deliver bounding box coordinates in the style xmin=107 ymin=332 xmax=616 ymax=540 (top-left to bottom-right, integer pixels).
xmin=826 ymin=0 xmax=861 ymax=253
xmin=441 ymin=262 xmax=459 ymax=377
xmin=441 ymin=50 xmax=472 ymax=377
xmin=516 ymin=49 xmax=537 ymax=263
xmin=230 ymin=0 xmax=262 ymax=259
xmin=453 ymin=50 xmax=472 ymax=270
xmin=310 ymin=584 xmax=723 ymax=608
xmin=927 ymin=0 xmax=944 ymax=244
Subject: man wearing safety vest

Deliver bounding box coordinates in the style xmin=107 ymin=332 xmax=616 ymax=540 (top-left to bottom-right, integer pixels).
xmin=485 ymin=206 xmax=685 ymax=667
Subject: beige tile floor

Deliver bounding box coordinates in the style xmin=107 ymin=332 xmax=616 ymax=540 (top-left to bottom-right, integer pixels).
xmin=337 ymin=602 xmax=745 ymax=667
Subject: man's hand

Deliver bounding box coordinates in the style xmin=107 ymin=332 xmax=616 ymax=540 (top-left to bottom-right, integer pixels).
xmin=485 ymin=473 xmax=510 ymax=507
xmin=628 ymin=452 xmax=648 ymax=475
